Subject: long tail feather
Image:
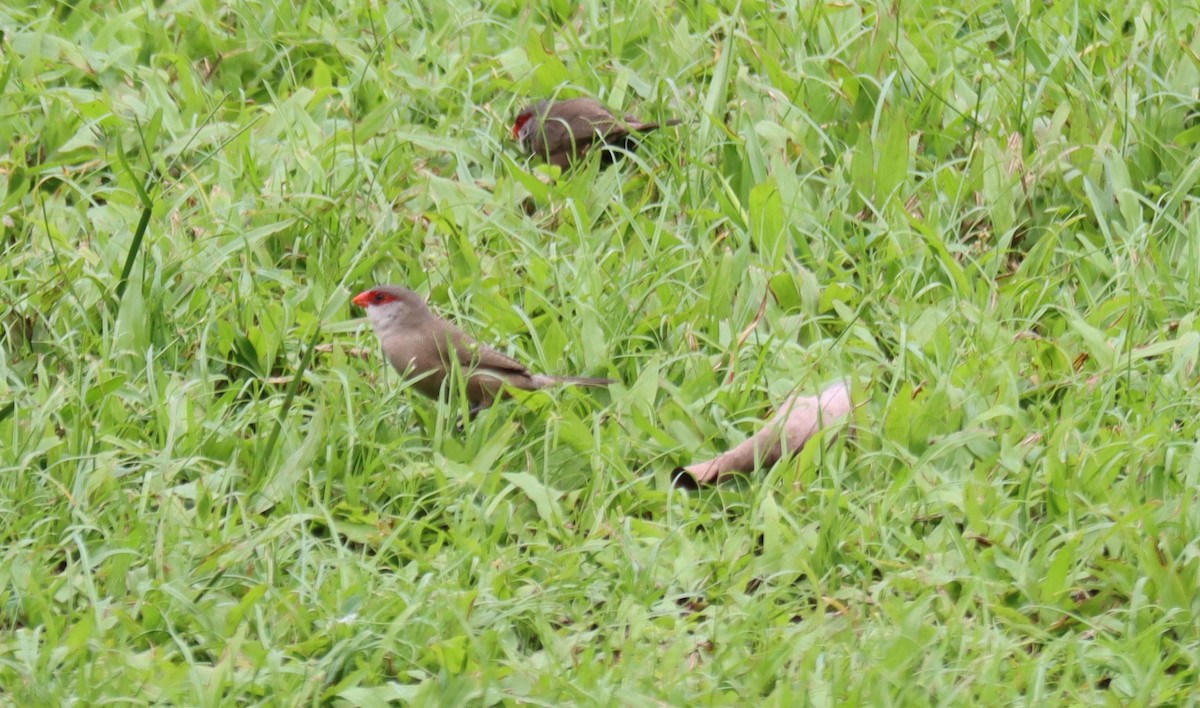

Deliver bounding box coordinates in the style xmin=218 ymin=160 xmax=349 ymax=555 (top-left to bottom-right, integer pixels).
xmin=533 ymin=374 xmax=614 ymax=388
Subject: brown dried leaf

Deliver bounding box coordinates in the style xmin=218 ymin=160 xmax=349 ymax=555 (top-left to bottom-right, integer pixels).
xmin=677 ymin=381 xmax=853 ymax=485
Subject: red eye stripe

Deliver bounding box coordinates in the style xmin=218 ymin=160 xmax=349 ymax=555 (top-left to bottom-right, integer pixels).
xmin=352 ymin=289 xmax=398 ymax=308
xmin=512 ymin=112 xmax=532 ymax=138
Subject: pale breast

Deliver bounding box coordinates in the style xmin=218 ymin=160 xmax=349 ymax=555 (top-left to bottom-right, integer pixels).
xmin=383 ymin=335 xmax=447 ymax=400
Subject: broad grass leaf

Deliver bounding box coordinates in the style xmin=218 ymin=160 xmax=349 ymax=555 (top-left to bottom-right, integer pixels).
xmin=849 ymin=128 xmax=874 ymax=211
xmin=525 ymin=30 xmax=570 ymax=95
xmin=754 ymin=120 xmax=791 ymax=150
xmin=502 ymin=471 xmax=562 ymax=525
xmin=84 ymin=374 xmax=126 ymax=405
xmin=256 ymin=408 xmax=323 ymax=511
xmin=337 ymin=684 xmax=420 ymax=708
xmin=225 ymin=583 xmax=268 ymax=634
xmin=768 ymin=272 xmax=801 ymax=311
xmin=1103 ymin=152 xmax=1140 ymax=233
xmin=883 ymin=381 xmax=914 ymax=450
xmin=1082 ymin=176 xmax=1114 ymax=244
xmin=980 ymin=136 xmax=1016 ymax=236
xmin=1175 ymin=125 xmax=1200 ymax=147
xmin=471 ymin=422 xmax=517 ymax=472
xmin=501 ymin=153 xmax=553 ymax=203
xmin=700 ymin=15 xmax=735 ymax=147
xmin=1065 ymin=310 xmax=1114 ymax=369
xmin=748 ymin=178 xmax=785 ymax=268
xmin=1039 ymin=537 xmax=1077 ymax=605
xmin=875 ymin=111 xmax=909 ymax=207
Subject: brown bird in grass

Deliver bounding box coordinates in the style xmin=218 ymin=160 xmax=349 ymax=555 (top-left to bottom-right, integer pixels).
xmin=512 ymin=97 xmax=681 ymax=169
xmin=353 ymin=285 xmax=612 ymax=412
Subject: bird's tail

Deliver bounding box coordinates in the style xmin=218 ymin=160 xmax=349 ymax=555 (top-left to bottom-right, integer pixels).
xmin=625 ymin=117 xmax=683 ymax=132
xmin=533 ymin=374 xmax=614 ymax=389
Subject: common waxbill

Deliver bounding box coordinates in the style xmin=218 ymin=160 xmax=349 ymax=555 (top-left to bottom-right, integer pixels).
xmin=512 ymin=97 xmax=680 ymax=169
xmin=353 ymin=285 xmax=612 ymax=411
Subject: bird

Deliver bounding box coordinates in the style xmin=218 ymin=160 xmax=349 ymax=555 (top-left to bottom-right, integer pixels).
xmin=511 ymin=97 xmax=680 ymax=169
xmin=352 ymin=285 xmax=612 ymax=413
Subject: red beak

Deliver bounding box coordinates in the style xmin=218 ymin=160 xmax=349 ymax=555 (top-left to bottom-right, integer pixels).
xmin=352 ymin=290 xmax=372 ymax=308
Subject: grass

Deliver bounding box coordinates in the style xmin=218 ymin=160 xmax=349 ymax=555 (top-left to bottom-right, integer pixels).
xmin=2 ymin=0 xmax=1199 ymax=703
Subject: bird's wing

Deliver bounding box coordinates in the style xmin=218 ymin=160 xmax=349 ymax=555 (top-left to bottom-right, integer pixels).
xmin=541 ymin=100 xmax=625 ymax=153
xmin=443 ymin=325 xmax=530 ymax=375
xmin=536 ymin=115 xmax=588 ymax=157
xmin=571 ymin=113 xmax=627 ymax=144
xmin=624 ymin=115 xmax=676 ymax=133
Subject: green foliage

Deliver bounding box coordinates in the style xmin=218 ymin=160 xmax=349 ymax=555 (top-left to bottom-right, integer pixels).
xmin=2 ymin=0 xmax=1199 ymax=703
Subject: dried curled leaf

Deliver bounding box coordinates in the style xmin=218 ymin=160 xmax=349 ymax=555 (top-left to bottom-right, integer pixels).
xmin=676 ymin=381 xmax=852 ymax=485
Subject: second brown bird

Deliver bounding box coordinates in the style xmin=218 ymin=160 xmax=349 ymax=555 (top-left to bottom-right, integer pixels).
xmin=512 ymin=97 xmax=680 ymax=169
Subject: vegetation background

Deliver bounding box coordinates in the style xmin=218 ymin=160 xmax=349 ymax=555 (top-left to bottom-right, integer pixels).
xmin=2 ymin=0 xmax=1199 ymax=703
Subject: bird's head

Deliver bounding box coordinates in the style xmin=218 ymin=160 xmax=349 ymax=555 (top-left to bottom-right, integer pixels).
xmin=511 ymin=101 xmax=548 ymax=143
xmin=353 ymin=285 xmax=429 ymax=332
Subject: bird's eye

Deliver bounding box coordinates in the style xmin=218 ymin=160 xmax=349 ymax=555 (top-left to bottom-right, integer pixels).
xmin=373 ymin=293 xmax=384 ymax=303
